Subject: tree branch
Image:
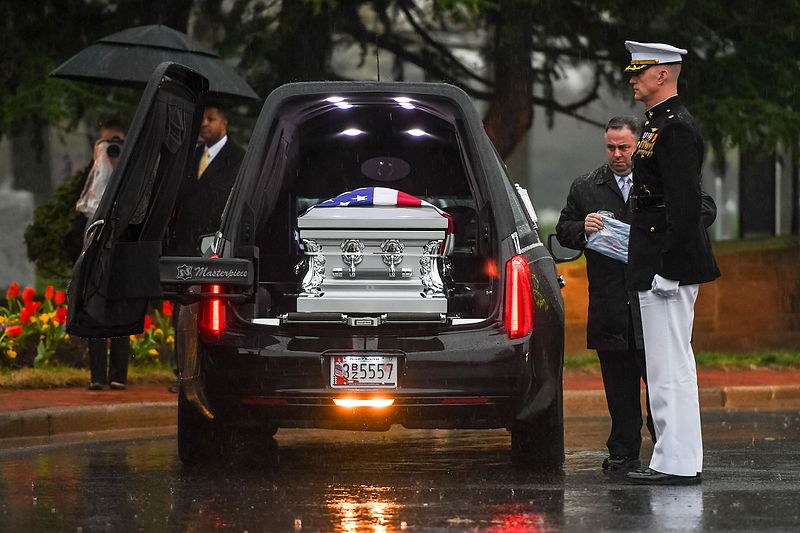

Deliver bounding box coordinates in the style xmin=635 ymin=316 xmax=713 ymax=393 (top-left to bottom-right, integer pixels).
xmin=397 ymin=0 xmax=493 ymax=86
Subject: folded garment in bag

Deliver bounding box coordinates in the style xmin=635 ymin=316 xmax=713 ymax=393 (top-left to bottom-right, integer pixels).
xmin=586 ymin=216 xmax=630 ymax=264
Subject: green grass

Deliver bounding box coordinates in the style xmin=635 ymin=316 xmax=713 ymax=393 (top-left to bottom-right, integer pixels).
xmin=0 ymin=366 xmax=175 ymax=390
xmin=711 ymin=235 xmax=800 ymax=255
xmin=565 ymin=350 xmax=800 ymax=371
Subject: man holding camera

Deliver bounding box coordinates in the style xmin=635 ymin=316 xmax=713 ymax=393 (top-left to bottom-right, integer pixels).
xmin=74 ymin=119 xmax=130 ymax=391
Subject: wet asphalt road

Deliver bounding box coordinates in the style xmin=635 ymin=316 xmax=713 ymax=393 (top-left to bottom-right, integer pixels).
xmin=1 ymin=411 xmax=799 ymax=532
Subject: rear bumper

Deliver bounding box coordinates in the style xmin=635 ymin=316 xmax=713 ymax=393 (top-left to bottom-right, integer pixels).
xmin=194 ymin=325 xmax=555 ymax=430
xmin=233 ymin=396 xmax=518 ymax=431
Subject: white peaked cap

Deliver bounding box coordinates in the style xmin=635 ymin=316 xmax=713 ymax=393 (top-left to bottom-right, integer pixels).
xmin=624 ymin=40 xmax=688 ymax=72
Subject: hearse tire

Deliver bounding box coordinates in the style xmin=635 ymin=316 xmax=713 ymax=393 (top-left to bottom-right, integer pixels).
xmin=177 ymin=388 xmax=224 ymax=466
xmin=511 ymin=393 xmax=565 ymax=471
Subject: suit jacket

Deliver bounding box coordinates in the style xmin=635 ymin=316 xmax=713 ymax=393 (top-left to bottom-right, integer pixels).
xmin=628 ymin=95 xmax=720 ymax=290
xmin=556 ymin=163 xmax=717 ymax=351
xmin=557 ymin=164 xmax=642 ymax=350
xmin=167 ymin=138 xmax=245 ymax=255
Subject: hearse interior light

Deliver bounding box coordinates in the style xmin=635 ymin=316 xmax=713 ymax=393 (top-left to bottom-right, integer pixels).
xmin=406 ymin=128 xmax=428 ymax=137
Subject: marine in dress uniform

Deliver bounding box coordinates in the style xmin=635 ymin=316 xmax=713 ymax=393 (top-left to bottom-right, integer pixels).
xmin=557 ymin=116 xmax=716 ymax=473
xmin=622 ymin=41 xmax=720 ymax=485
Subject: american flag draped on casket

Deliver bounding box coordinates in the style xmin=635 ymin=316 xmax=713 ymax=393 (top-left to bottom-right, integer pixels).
xmin=313 ymin=187 xmax=453 ymax=235
xmin=295 ymin=187 xmax=451 ymax=314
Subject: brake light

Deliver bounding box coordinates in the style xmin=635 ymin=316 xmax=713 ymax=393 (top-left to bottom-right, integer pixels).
xmin=504 ymin=255 xmax=533 ymax=339
xmin=201 ymin=284 xmax=226 ymax=335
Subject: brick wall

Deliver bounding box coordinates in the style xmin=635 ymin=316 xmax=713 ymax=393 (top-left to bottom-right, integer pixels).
xmin=558 ymin=244 xmax=800 ymax=357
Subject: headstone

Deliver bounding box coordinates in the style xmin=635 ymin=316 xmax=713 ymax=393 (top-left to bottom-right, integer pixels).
xmin=0 ymin=189 xmax=36 ymax=289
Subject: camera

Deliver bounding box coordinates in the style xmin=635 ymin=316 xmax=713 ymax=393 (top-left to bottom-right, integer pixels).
xmin=106 ymin=136 xmax=124 ymax=158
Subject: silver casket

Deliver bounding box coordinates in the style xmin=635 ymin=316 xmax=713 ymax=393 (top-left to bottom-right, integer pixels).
xmin=296 ymin=205 xmax=450 ymax=314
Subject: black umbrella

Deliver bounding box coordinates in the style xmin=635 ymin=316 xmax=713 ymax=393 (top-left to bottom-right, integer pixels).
xmin=51 ymin=24 xmax=259 ymax=102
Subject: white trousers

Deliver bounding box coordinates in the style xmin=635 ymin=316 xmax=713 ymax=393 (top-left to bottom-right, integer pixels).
xmin=638 ymin=284 xmax=702 ymax=476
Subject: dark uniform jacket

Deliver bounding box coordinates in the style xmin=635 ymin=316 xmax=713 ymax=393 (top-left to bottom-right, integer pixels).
xmin=167 ymin=138 xmax=245 ymax=256
xmin=556 ymin=163 xmax=717 ymax=351
xmin=628 ymin=95 xmax=720 ymax=291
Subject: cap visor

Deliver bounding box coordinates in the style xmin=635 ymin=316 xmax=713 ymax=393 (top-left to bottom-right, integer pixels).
xmin=624 ymin=63 xmax=652 ymax=73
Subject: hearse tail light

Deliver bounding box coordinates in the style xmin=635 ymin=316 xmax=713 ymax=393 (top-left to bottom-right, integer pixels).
xmin=201 ymin=284 xmax=226 ymax=335
xmin=504 ymin=255 xmax=534 ymax=339
xmin=333 ymin=398 xmax=395 ymax=409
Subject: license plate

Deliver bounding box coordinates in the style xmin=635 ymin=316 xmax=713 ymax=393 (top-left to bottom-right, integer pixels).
xmin=331 ymin=356 xmax=398 ymax=388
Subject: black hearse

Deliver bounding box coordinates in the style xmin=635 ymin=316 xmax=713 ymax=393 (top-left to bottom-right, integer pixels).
xmin=67 ymin=63 xmax=565 ymax=468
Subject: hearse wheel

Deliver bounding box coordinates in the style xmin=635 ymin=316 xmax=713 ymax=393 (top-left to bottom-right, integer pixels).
xmin=177 ymin=387 xmax=225 ymax=466
xmin=510 ymin=390 xmax=565 ymax=471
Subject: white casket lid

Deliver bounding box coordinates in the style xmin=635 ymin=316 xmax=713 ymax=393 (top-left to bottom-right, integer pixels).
xmin=297 ymin=205 xmax=449 ymax=230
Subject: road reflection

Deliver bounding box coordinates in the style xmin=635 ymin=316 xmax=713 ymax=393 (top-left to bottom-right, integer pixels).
xmin=327 ymin=490 xmax=398 ymax=532
xmin=0 ymin=411 xmax=798 ymax=531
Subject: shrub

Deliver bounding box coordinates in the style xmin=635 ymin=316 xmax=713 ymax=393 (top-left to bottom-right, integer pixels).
xmin=24 ymin=166 xmax=88 ymax=280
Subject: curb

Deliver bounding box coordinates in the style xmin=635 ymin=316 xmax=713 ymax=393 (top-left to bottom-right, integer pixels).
xmin=1 ymin=386 xmax=799 ymax=443
xmin=0 ymin=402 xmax=176 ymax=441
xmin=564 ymin=385 xmax=800 ymax=417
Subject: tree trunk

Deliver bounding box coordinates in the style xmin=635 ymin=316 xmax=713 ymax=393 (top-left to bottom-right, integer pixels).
xmin=482 ymin=0 xmax=535 ymax=159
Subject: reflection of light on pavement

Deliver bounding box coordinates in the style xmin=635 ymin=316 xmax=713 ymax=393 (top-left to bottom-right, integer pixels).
xmin=327 ymin=486 xmax=399 ymax=532
xmin=484 ymin=504 xmax=547 ymax=532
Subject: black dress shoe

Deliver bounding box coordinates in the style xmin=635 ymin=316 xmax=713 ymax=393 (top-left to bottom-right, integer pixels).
xmin=87 ymin=382 xmax=105 ymax=391
xmin=602 ymin=455 xmax=640 ymax=471
xmin=626 ymin=467 xmax=701 ymax=485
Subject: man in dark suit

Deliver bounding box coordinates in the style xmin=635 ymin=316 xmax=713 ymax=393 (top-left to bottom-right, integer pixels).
xmin=168 ymin=103 xmax=245 ymax=256
xmin=166 ymin=103 xmax=245 ymax=393
xmin=557 ymin=116 xmax=716 ymax=473
xmin=622 ymin=41 xmax=720 ymax=486
xmin=557 ymin=116 xmax=653 ymax=472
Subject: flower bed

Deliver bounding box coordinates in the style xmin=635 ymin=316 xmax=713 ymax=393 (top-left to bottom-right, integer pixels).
xmin=1 ymin=282 xmax=174 ymax=369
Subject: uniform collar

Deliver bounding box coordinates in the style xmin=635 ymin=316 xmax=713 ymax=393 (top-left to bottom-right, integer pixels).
xmin=645 ymin=94 xmax=681 ymax=120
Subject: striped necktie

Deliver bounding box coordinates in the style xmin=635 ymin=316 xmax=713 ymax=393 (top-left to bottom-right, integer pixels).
xmin=197 ymin=147 xmax=210 ymax=178
xmin=621 ymin=176 xmax=632 ymax=202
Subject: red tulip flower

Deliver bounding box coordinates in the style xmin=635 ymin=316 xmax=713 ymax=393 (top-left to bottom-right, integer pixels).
xmin=144 ymin=315 xmax=153 ymax=331
xmin=54 ymin=291 xmax=66 ymax=306
xmin=162 ymin=301 xmax=173 ymax=317
xmin=26 ymin=301 xmax=41 ymax=314
xmin=20 ymin=308 xmax=31 ymax=324
xmin=5 ymin=325 xmax=23 ymax=336
xmin=44 ymin=285 xmax=55 ymax=300
xmin=55 ymin=307 xmax=68 ymax=324
xmin=6 ymin=282 xmax=20 ymax=300
xmin=22 ymin=287 xmax=35 ymax=305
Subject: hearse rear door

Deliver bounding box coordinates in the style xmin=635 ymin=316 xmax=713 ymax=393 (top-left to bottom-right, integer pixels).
xmin=66 ymin=62 xmax=207 ymax=338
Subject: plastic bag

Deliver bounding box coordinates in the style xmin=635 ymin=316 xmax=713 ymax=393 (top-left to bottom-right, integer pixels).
xmin=586 ymin=215 xmax=630 ymax=263
xmin=75 ymin=147 xmax=114 ymax=219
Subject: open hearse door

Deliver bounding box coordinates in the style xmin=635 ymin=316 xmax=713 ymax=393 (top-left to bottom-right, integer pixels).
xmin=67 ymin=62 xmax=210 ymax=338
